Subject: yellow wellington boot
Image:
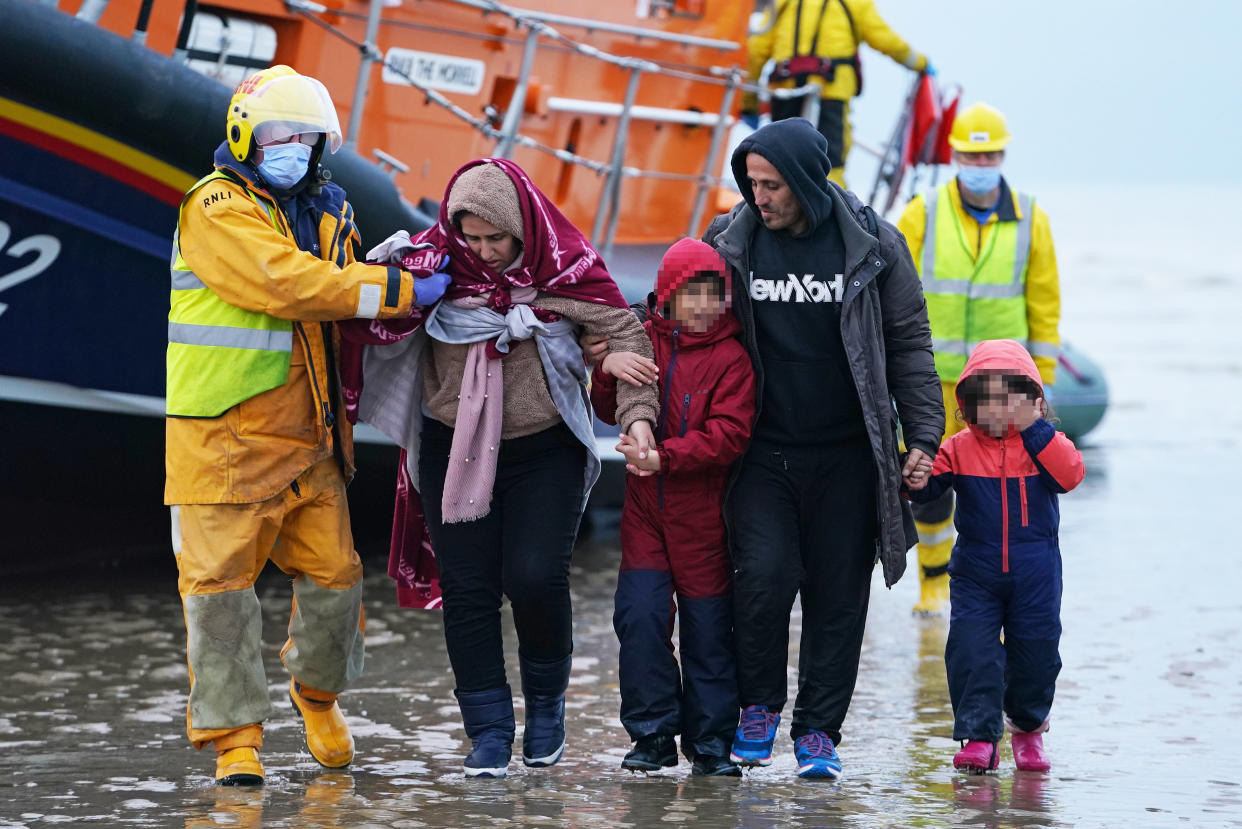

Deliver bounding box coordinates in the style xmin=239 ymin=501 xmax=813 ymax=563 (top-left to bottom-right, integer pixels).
xmin=215 ymin=746 xmax=264 ymax=786
xmin=913 ymin=569 xmax=951 ymax=615
xmin=290 ymin=679 xmax=354 ymax=768
xmin=913 ymin=514 xmax=954 ymax=615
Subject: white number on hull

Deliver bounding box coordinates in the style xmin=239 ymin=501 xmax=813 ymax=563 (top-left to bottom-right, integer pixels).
xmin=0 ymin=220 xmax=61 ymax=318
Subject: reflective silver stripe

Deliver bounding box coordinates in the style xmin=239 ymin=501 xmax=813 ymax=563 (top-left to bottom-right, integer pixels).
xmin=1013 ymin=193 xmax=1034 ymax=285
xmin=170 ymin=269 xmax=205 ymax=291
xmin=169 ymin=505 xmax=182 ymax=556
xmin=969 ymin=282 xmax=1026 ymax=299
xmin=1029 ymin=340 xmax=1061 ymax=359
xmin=921 ymin=190 xmax=938 ymax=282
xmin=919 ymin=523 xmax=956 ymax=546
xmin=168 ymin=321 xmax=293 ymax=351
xmin=926 ymin=279 xmax=1023 ymax=298
xmin=931 ymin=338 xmax=969 ymax=356
xmin=934 ymin=338 xmax=1037 ymax=356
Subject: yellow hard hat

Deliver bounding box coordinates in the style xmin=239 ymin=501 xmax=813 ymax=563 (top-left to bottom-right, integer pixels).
xmin=948 ymin=102 xmax=1011 ymax=153
xmin=226 ymin=65 xmax=343 ymax=162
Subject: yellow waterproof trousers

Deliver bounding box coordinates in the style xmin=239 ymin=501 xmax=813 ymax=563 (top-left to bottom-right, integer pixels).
xmin=172 ymin=458 xmax=365 ymax=750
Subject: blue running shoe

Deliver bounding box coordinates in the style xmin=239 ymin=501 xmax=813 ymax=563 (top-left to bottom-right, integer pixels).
xmin=794 ymin=730 xmax=842 ymax=779
xmin=730 ymin=705 xmax=780 ymax=766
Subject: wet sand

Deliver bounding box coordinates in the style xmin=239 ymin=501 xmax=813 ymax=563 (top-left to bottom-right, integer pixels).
xmin=3 ymin=185 xmax=1242 ymax=827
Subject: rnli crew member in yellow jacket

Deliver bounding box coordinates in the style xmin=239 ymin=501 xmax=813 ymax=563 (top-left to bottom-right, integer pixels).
xmin=742 ymin=0 xmax=931 ymax=187
xmin=896 ymin=102 xmax=1061 ymax=614
xmin=165 ymin=66 xmax=449 ymax=785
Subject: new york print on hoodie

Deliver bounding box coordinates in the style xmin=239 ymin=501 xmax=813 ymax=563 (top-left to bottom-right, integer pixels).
xmin=735 ymin=123 xmax=864 ymax=445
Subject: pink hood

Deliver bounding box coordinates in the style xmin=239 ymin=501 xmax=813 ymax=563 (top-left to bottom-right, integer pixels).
xmin=954 ymin=339 xmax=1043 ymax=409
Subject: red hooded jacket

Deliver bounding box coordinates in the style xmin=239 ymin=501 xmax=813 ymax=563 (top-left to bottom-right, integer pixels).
xmin=591 ymin=238 xmax=755 ymax=483
xmin=909 ymin=339 xmax=1084 ymax=572
xmin=592 ymin=240 xmax=755 ymax=595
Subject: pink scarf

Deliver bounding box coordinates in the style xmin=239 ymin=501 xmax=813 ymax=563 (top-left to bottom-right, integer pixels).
xmin=340 ymin=158 xmax=626 ymax=607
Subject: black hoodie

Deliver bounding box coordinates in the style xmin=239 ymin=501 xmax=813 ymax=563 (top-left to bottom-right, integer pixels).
xmin=730 ymin=118 xmax=863 ymax=445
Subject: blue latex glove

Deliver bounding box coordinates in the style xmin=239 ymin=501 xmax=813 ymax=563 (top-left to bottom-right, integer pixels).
xmin=923 ymin=59 xmax=937 ymax=77
xmin=740 ymin=111 xmax=760 ymax=130
xmin=413 ymin=268 xmax=450 ymax=306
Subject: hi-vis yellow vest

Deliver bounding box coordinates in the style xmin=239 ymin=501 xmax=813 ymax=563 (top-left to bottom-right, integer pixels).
xmin=918 ymin=184 xmax=1034 ymax=382
xmin=166 ymin=171 xmax=292 ymax=417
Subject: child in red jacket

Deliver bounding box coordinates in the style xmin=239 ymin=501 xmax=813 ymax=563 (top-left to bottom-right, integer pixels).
xmin=907 ymin=339 xmax=1084 ymax=775
xmin=591 ymin=238 xmax=755 ymax=776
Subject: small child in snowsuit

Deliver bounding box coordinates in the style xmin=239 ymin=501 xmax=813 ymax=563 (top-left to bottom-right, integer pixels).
xmin=591 ymin=237 xmax=756 ymax=776
xmin=906 ymin=339 xmax=1084 ymax=774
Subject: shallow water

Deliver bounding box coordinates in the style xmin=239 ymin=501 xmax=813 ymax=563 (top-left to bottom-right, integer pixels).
xmin=3 ymin=185 xmax=1242 ymax=827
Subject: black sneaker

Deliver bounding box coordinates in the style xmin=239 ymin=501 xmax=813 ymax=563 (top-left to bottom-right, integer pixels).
xmin=691 ymin=754 xmax=742 ymax=777
xmin=621 ymin=734 xmax=678 ymax=771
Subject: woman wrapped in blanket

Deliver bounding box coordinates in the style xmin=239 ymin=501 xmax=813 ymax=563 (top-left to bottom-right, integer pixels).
xmin=340 ymin=158 xmax=659 ymax=778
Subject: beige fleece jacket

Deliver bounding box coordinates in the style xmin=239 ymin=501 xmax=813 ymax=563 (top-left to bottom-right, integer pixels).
xmin=423 ymin=293 xmax=657 ymax=438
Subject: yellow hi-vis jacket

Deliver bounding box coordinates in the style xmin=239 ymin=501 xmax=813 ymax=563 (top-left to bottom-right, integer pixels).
xmin=165 ymin=162 xmax=416 ymax=506
xmin=746 ymin=0 xmax=927 ymax=107
xmin=897 ymin=179 xmax=1061 ymax=385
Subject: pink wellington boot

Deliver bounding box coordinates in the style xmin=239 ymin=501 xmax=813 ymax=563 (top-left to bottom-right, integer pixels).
xmin=1011 ymin=731 xmax=1051 ymax=772
xmin=953 ymin=740 xmax=999 ymax=773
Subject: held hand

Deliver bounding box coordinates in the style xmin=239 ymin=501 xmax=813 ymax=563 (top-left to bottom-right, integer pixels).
xmin=616 ymin=433 xmax=661 ymax=475
xmin=601 ymin=351 xmax=659 ymax=387
xmin=627 ymin=420 xmax=655 ymax=459
xmin=902 ymin=448 xmax=933 ymax=488
xmin=412 ymin=270 xmax=450 ymax=306
xmin=580 ymin=332 xmax=609 ymax=367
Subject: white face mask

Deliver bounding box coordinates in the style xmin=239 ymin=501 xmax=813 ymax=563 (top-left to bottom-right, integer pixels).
xmin=257 ymin=142 xmax=312 ymax=190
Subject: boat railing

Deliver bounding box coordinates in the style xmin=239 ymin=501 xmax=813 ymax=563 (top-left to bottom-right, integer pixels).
xmin=282 ymin=0 xmax=839 ymax=256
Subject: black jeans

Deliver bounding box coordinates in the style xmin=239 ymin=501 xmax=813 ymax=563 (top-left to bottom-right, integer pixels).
xmin=727 ymin=436 xmax=877 ymax=744
xmin=419 ymin=418 xmax=586 ymax=692
xmin=771 ymin=97 xmax=847 ymax=170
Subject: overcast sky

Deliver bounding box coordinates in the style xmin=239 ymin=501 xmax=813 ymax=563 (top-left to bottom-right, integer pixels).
xmin=835 ymin=0 xmax=1242 ymax=188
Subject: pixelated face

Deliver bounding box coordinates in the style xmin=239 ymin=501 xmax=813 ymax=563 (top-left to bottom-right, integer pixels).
xmin=669 ymin=278 xmax=726 ymax=333
xmin=746 ymin=153 xmax=807 ymax=235
xmin=460 ymin=213 xmax=521 ymax=272
xmin=965 ymin=371 xmax=1041 ymax=437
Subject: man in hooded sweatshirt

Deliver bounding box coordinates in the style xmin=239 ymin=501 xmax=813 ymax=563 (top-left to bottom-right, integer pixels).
xmin=704 ymin=117 xmax=943 ymax=778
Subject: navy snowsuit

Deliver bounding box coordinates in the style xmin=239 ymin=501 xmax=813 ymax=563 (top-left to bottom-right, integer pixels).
xmin=909 ymin=340 xmax=1084 ymax=742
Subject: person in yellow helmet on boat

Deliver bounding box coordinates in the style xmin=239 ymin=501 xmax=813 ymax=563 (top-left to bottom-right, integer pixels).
xmin=165 ymin=65 xmax=449 ymax=785
xmin=896 ymin=102 xmax=1062 ymax=614
xmin=742 ymin=0 xmax=932 ymax=188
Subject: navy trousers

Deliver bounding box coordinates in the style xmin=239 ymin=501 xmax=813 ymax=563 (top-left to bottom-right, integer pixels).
xmin=946 ymin=546 xmax=1063 ymax=741
xmin=727 ymin=437 xmax=877 ymax=744
xmin=614 ymin=572 xmax=736 ymax=759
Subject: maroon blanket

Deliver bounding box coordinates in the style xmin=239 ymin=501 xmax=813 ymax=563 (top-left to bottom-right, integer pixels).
xmin=339 ymin=157 xmax=625 ymax=608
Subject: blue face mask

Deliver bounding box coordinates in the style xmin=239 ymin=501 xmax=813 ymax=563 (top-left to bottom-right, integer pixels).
xmin=257 ymin=143 xmax=312 ymax=190
xmin=957 ymin=164 xmax=1002 ymax=195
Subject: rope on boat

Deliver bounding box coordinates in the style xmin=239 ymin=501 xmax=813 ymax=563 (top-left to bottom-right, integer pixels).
xmin=285 ymin=0 xmax=751 ymax=189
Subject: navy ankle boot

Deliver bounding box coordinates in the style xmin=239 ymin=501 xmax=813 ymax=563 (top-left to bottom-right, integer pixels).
xmin=455 ymin=686 xmax=515 ymax=778
xmin=519 ymin=654 xmax=571 ymax=767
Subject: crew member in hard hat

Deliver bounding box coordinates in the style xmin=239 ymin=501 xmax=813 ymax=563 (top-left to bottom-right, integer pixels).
xmin=897 ymin=102 xmax=1062 ymax=615
xmin=742 ymin=0 xmax=932 ymax=188
xmin=165 ymin=65 xmax=450 ymax=785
